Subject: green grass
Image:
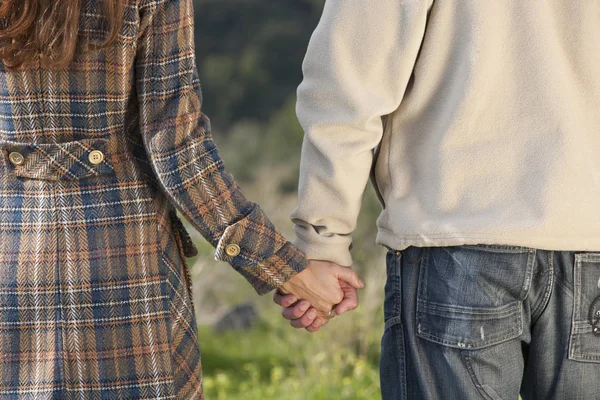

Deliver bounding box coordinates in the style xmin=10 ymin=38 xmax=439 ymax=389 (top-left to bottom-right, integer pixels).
xmin=198 ymin=321 xmax=381 ymax=400
xmin=194 ymin=128 xmax=391 ymax=400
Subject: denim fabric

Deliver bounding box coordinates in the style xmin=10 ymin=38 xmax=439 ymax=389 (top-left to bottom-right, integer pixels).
xmin=380 ymin=245 xmax=600 ymax=400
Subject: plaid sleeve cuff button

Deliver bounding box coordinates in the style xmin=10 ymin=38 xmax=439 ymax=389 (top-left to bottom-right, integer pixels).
xmin=225 ymin=244 xmax=241 ymax=257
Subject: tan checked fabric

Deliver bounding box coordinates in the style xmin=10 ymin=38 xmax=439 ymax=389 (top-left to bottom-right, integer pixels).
xmin=0 ymin=0 xmax=307 ymax=398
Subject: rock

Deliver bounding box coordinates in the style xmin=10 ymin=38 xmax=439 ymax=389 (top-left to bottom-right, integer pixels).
xmin=213 ymin=303 xmax=259 ymax=333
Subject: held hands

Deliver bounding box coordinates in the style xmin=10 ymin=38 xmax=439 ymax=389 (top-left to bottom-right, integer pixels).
xmin=273 ymin=260 xmax=365 ymax=332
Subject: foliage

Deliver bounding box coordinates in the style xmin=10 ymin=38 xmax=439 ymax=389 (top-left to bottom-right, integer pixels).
xmin=194 ymin=0 xmax=325 ymax=130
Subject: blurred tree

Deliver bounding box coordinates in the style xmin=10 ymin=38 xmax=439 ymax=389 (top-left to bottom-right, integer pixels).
xmin=193 ymin=0 xmax=325 ymax=130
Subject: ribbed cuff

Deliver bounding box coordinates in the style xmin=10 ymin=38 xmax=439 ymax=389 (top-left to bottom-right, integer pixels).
xmin=292 ymin=234 xmax=353 ymax=267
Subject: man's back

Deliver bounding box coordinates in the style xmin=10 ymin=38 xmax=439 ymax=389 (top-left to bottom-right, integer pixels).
xmin=286 ymin=2 xmax=600 ymax=399
xmin=292 ymin=0 xmax=600 ymax=267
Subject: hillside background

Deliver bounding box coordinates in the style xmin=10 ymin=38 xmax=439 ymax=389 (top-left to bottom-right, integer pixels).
xmin=188 ymin=1 xmax=386 ymax=398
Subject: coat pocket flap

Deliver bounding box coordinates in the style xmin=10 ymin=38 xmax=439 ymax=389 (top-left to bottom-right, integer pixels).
xmin=1 ymin=138 xmax=116 ymax=181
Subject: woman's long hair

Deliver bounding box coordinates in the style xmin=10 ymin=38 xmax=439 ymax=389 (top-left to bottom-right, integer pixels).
xmin=0 ymin=0 xmax=125 ymax=69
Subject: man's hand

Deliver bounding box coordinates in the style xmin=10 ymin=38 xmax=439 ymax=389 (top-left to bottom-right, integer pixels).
xmin=273 ymin=260 xmax=364 ymax=332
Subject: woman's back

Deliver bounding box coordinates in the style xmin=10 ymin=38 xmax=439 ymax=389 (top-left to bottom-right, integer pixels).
xmin=0 ymin=1 xmax=205 ymax=397
xmin=0 ymin=1 xmax=307 ymax=398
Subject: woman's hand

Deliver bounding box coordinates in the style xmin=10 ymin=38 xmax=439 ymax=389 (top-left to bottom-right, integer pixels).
xmin=275 ymin=260 xmax=365 ymax=332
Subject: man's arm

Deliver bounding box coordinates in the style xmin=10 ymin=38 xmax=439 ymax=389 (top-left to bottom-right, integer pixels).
xmin=292 ymin=0 xmax=431 ymax=266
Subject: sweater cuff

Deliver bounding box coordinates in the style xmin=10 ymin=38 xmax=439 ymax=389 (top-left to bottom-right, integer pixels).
xmin=292 ymin=226 xmax=353 ymax=267
xmin=215 ymin=205 xmax=308 ymax=295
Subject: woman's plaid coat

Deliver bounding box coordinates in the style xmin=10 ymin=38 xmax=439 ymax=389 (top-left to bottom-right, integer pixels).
xmin=0 ymin=0 xmax=307 ymax=398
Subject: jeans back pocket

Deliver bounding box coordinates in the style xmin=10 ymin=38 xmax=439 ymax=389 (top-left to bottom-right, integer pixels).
xmin=416 ymin=245 xmax=536 ymax=350
xmin=569 ymin=253 xmax=600 ymax=362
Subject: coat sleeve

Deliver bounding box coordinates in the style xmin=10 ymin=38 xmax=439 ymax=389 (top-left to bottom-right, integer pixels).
xmin=135 ymin=0 xmax=307 ymax=295
xmin=292 ymin=0 xmax=430 ymax=267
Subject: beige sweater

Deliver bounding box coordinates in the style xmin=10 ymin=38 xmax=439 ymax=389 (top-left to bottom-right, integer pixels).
xmin=291 ymin=0 xmax=600 ymax=267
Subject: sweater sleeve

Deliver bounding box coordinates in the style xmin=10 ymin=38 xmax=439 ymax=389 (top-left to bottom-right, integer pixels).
xmin=136 ymin=0 xmax=307 ymax=294
xmin=292 ymin=0 xmax=430 ymax=266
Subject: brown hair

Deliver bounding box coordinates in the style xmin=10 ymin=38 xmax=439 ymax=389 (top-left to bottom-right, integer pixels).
xmin=0 ymin=0 xmax=125 ymax=69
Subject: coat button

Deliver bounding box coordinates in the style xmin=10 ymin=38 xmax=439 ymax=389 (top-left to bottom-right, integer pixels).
xmin=8 ymin=151 xmax=24 ymax=166
xmin=88 ymin=150 xmax=104 ymax=165
xmin=225 ymin=244 xmax=241 ymax=257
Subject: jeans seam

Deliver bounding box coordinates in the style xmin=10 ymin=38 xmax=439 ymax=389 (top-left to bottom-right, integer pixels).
xmin=382 ymin=250 xmax=407 ymax=400
xmin=398 ymin=326 xmax=408 ymax=400
xmin=569 ymin=254 xmax=582 ymax=362
xmin=395 ymin=250 xmax=407 ymax=399
xmin=394 ymin=251 xmax=402 ymax=319
xmin=461 ymin=351 xmax=498 ymax=400
xmin=518 ymin=249 xmax=537 ymax=301
xmin=531 ymin=251 xmax=555 ymax=325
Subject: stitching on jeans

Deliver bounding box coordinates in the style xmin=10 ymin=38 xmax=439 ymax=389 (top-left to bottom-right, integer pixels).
xmin=418 ymin=299 xmax=521 ymax=316
xmin=384 ymin=250 xmax=403 ymax=322
xmin=569 ymin=254 xmax=583 ymax=362
xmin=383 ymin=251 xmax=408 ymax=400
xmin=461 ymin=352 xmax=498 ymax=400
xmin=577 ymin=253 xmax=600 ymax=262
xmin=517 ymin=249 xmax=537 ymax=301
xmin=531 ymin=251 xmax=555 ymax=325
xmin=568 ymin=254 xmax=600 ymax=362
xmin=462 ymin=244 xmax=534 ymax=253
xmin=398 ymin=324 xmax=408 ymax=400
xmin=385 ymin=316 xmax=402 ymax=331
xmin=417 ymin=321 xmax=521 ymax=350
xmin=396 ymin=250 xmax=408 ymax=400
xmin=395 ymin=251 xmax=402 ymax=319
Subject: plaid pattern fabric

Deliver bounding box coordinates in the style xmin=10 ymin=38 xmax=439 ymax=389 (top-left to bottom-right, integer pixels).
xmin=0 ymin=0 xmax=307 ymax=398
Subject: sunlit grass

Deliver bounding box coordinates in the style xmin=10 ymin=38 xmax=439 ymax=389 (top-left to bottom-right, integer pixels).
xmin=199 ymin=323 xmax=381 ymax=400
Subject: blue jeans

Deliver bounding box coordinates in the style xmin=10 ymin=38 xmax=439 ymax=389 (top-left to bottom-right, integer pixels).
xmin=380 ymin=244 xmax=600 ymax=400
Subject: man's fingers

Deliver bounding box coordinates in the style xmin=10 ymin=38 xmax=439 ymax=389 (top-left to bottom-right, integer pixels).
xmin=306 ymin=317 xmax=329 ymax=332
xmin=290 ymin=308 xmax=318 ymax=329
xmin=335 ymin=266 xmax=365 ymax=290
xmin=335 ymin=285 xmax=359 ymax=315
xmin=282 ymin=300 xmax=311 ymax=320
xmin=273 ymin=290 xmax=298 ymax=307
